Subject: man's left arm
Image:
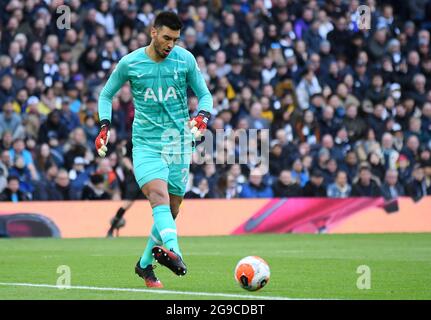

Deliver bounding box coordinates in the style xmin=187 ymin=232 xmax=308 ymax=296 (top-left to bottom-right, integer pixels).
xmin=187 ymin=54 xmax=213 ymax=138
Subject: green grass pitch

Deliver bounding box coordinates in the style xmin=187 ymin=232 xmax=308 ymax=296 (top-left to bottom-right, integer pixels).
xmin=0 ymin=234 xmax=430 ymax=300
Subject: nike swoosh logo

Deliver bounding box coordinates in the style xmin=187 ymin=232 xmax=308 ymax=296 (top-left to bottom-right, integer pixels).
xmin=137 ymin=73 xmax=150 ymax=78
xmin=244 ymin=199 xmax=288 ymax=232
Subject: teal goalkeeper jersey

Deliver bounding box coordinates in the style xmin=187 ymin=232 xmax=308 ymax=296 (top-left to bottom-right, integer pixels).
xmin=98 ymin=45 xmax=213 ymax=154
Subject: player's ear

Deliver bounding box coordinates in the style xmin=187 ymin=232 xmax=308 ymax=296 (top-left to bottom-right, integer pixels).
xmin=150 ymin=27 xmax=158 ymax=39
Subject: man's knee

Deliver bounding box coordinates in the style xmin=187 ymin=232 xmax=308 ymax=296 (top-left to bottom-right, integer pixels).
xmin=144 ymin=188 xmax=169 ymax=207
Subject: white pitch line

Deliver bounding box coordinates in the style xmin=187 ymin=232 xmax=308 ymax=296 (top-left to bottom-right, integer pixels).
xmin=0 ymin=282 xmax=294 ymax=300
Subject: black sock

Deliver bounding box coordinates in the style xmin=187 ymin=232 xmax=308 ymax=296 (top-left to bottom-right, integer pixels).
xmin=108 ymin=207 xmax=126 ymax=233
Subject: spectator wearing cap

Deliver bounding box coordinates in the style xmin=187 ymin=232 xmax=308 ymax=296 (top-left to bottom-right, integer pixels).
xmin=397 ymin=154 xmax=411 ymax=185
xmin=272 ymin=170 xmax=302 ymax=198
xmin=69 ymin=156 xmax=91 ymax=198
xmin=0 ymin=175 xmax=28 ymax=202
xmin=303 ymin=169 xmax=326 ymax=197
xmin=327 ymin=170 xmax=351 ymax=198
xmin=381 ymin=169 xmax=405 ymax=201
xmin=227 ymin=60 xmax=247 ymax=93
xmin=239 ymin=168 xmax=273 ymax=199
xmin=351 ymin=166 xmax=382 ymax=197
xmin=352 ymin=60 xmax=370 ymax=98
xmin=25 ymin=95 xmax=50 ymax=116
xmin=406 ymin=164 xmax=429 ymax=201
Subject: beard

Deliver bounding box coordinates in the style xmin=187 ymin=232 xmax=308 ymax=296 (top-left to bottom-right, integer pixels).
xmin=154 ymin=40 xmax=168 ymax=59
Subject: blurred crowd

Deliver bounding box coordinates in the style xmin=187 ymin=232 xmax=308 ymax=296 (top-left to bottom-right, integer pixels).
xmin=0 ymin=0 xmax=431 ymax=202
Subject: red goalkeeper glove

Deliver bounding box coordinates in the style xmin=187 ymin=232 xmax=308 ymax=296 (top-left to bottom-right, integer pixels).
xmin=189 ymin=110 xmax=211 ymax=139
xmin=95 ymin=120 xmax=110 ymax=157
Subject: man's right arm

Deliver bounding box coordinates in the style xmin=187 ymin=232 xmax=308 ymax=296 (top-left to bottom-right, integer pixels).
xmin=98 ymin=57 xmax=129 ymax=123
xmin=96 ymin=57 xmax=128 ymax=157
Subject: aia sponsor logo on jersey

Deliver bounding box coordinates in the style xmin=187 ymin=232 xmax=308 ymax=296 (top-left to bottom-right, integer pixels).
xmin=143 ymin=87 xmax=178 ymax=102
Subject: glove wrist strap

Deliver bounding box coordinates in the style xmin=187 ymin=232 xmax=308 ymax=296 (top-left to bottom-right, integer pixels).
xmin=100 ymin=119 xmax=110 ymax=129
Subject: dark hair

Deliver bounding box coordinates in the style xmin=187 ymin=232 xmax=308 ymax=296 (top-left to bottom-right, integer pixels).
xmin=7 ymin=175 xmax=19 ymax=183
xmin=154 ymin=11 xmax=183 ymax=30
xmin=90 ymin=173 xmax=104 ymax=185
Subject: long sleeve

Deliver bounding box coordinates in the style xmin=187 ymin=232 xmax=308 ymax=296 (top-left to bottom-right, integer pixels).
xmin=186 ymin=54 xmax=213 ymax=113
xmin=98 ymin=58 xmax=129 ymax=122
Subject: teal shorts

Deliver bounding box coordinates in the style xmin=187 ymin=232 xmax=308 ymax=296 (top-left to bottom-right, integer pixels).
xmin=132 ymin=149 xmax=191 ymax=197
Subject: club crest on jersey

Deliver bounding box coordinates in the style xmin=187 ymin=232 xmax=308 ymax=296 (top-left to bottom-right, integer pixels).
xmin=144 ymin=87 xmax=178 ymax=102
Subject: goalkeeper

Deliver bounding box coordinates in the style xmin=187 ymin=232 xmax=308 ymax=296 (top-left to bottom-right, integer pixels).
xmin=96 ymin=11 xmax=213 ymax=288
